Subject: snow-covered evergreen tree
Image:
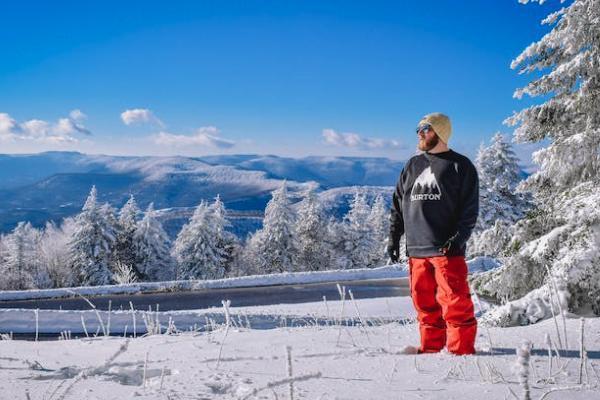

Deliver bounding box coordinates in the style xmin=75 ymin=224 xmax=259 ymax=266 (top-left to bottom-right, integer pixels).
xmin=134 ymin=203 xmax=175 ymax=281
xmin=172 ymin=200 xmax=227 ymax=280
xmin=210 ymin=195 xmax=239 ymax=277
xmin=0 ymin=222 xmax=44 ymax=290
xmin=115 ymin=195 xmax=141 ymax=278
xmin=475 ymin=133 xmax=530 ymax=231
xmin=246 ymin=181 xmax=297 ymax=273
xmin=325 ymin=216 xmax=350 ymax=270
xmin=343 ymin=189 xmax=377 ymax=269
xmin=295 ymin=186 xmax=331 ymax=271
xmin=472 ymin=0 xmax=600 ymax=324
xmin=39 ymin=219 xmax=77 ymax=288
xmin=69 ymin=186 xmax=117 ymax=286
xmin=367 ymin=193 xmax=390 ymax=267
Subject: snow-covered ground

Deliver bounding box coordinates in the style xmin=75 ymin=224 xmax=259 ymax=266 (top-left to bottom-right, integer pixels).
xmin=1 ymin=294 xmax=599 ymax=399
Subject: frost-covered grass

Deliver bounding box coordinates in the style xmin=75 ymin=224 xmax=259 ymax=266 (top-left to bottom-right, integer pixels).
xmin=1 ymin=296 xmax=599 ymax=399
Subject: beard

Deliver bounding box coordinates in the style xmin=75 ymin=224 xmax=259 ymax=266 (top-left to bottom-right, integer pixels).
xmin=418 ymin=134 xmax=439 ymax=152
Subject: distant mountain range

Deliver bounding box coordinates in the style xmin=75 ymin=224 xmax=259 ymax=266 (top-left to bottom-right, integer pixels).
xmin=0 ymin=152 xmax=404 ymax=237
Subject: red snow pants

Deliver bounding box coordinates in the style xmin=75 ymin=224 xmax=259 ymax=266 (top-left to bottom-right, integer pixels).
xmin=409 ymin=256 xmax=477 ymax=355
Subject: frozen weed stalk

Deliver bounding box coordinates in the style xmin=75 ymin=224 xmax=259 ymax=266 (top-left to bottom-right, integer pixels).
xmin=516 ymin=340 xmax=532 ymax=400
xmin=335 ymin=283 xmax=346 ymax=347
xmin=216 ymin=299 xmax=232 ymax=370
xmin=65 ymin=289 xmax=107 ymax=337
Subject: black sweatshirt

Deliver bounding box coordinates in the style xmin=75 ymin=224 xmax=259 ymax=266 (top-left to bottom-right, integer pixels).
xmin=389 ymin=149 xmax=479 ymax=258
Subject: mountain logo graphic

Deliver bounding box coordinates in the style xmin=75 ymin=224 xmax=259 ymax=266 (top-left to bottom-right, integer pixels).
xmin=410 ymin=166 xmax=442 ymax=201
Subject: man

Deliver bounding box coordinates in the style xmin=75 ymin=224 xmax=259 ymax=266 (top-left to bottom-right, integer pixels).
xmin=388 ymin=112 xmax=478 ymax=355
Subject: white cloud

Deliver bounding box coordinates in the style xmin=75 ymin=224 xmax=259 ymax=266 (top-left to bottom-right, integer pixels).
xmin=152 ymin=126 xmax=235 ymax=149
xmin=0 ymin=110 xmax=90 ymax=143
xmin=69 ymin=109 xmax=86 ymax=122
xmin=322 ymin=128 xmax=403 ymax=150
xmin=121 ymin=108 xmax=164 ymax=127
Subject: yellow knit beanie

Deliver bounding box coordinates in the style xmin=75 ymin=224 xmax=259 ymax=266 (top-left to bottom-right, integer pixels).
xmin=419 ymin=113 xmax=452 ymax=144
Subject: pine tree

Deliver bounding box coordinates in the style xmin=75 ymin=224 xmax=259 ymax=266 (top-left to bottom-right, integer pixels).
xmin=69 ymin=186 xmax=117 ymax=286
xmin=134 ymin=203 xmax=175 ymax=281
xmin=472 ymin=0 xmax=600 ymax=323
xmin=210 ymin=195 xmax=239 ymax=277
xmin=173 ymin=201 xmax=227 ymax=280
xmin=295 ymin=186 xmax=331 ymax=271
xmin=325 ymin=216 xmax=350 ymax=270
xmin=475 ymin=133 xmax=530 ymax=231
xmin=343 ymin=189 xmax=377 ymax=269
xmin=367 ymin=193 xmax=390 ymax=267
xmin=115 ymin=195 xmax=141 ymax=278
xmin=246 ymin=181 xmax=296 ymax=274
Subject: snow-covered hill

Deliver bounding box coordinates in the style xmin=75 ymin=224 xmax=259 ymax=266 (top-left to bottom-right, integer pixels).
xmin=0 ymin=152 xmax=405 ymax=235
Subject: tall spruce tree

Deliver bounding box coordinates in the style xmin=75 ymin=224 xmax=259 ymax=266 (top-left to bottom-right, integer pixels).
xmin=115 ymin=195 xmax=141 ymax=278
xmin=367 ymin=193 xmax=390 ymax=267
xmin=134 ymin=203 xmax=175 ymax=281
xmin=173 ymin=201 xmax=227 ymax=280
xmin=210 ymin=195 xmax=238 ymax=277
xmin=246 ymin=181 xmax=296 ymax=273
xmin=295 ymin=186 xmax=331 ymax=271
xmin=475 ymin=133 xmax=530 ymax=231
xmin=343 ymin=189 xmax=376 ymax=269
xmin=69 ymin=186 xmax=117 ymax=286
xmin=472 ymin=0 xmax=600 ymax=324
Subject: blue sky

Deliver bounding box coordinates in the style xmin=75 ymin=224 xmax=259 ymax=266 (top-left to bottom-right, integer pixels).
xmin=0 ymin=1 xmax=554 ymax=162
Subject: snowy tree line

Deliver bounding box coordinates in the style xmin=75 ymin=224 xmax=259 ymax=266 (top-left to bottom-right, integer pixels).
xmin=0 ymin=183 xmax=392 ymax=290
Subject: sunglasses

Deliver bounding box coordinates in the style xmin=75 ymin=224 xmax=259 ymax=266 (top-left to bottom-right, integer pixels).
xmin=416 ymin=124 xmax=433 ymax=135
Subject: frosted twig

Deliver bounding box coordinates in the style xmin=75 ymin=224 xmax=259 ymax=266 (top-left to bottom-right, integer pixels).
xmin=155 ymin=303 xmax=161 ymax=334
xmin=387 ymin=359 xmax=400 ymax=384
xmin=545 ymin=264 xmax=568 ymax=349
xmin=286 ymin=346 xmax=294 ymax=400
xmin=241 ymin=372 xmax=322 ymax=400
xmin=56 ymin=339 xmax=130 ymax=400
xmin=539 ymin=386 xmax=590 ymax=400
xmin=546 ymin=281 xmax=563 ymax=349
xmin=507 ymin=386 xmax=519 ymax=400
xmin=80 ymin=315 xmax=89 ymax=338
xmin=34 ymin=309 xmax=39 ymax=342
xmin=578 ymin=317 xmax=586 ymax=384
xmin=323 ymin=296 xmax=331 ymax=326
xmin=106 ymin=300 xmax=112 ymax=336
xmin=65 ymin=289 xmax=106 ymax=337
xmin=160 ymin=366 xmax=166 ymax=390
xmin=348 ymin=289 xmax=371 ymax=344
xmin=215 ymin=300 xmax=232 ymax=370
xmin=544 ymin=333 xmax=553 ymax=380
xmin=335 ymin=284 xmax=346 ymax=347
xmin=516 ymin=341 xmax=531 ymax=400
xmin=129 ymin=301 xmax=137 ymax=338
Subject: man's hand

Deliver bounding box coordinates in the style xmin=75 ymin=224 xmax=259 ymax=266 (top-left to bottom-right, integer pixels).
xmin=387 ymin=241 xmax=400 ymax=263
xmin=439 ymin=238 xmax=454 ymax=255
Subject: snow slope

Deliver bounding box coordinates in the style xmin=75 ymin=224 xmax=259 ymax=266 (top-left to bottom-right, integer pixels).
xmin=0 ymin=295 xmax=598 ymax=399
